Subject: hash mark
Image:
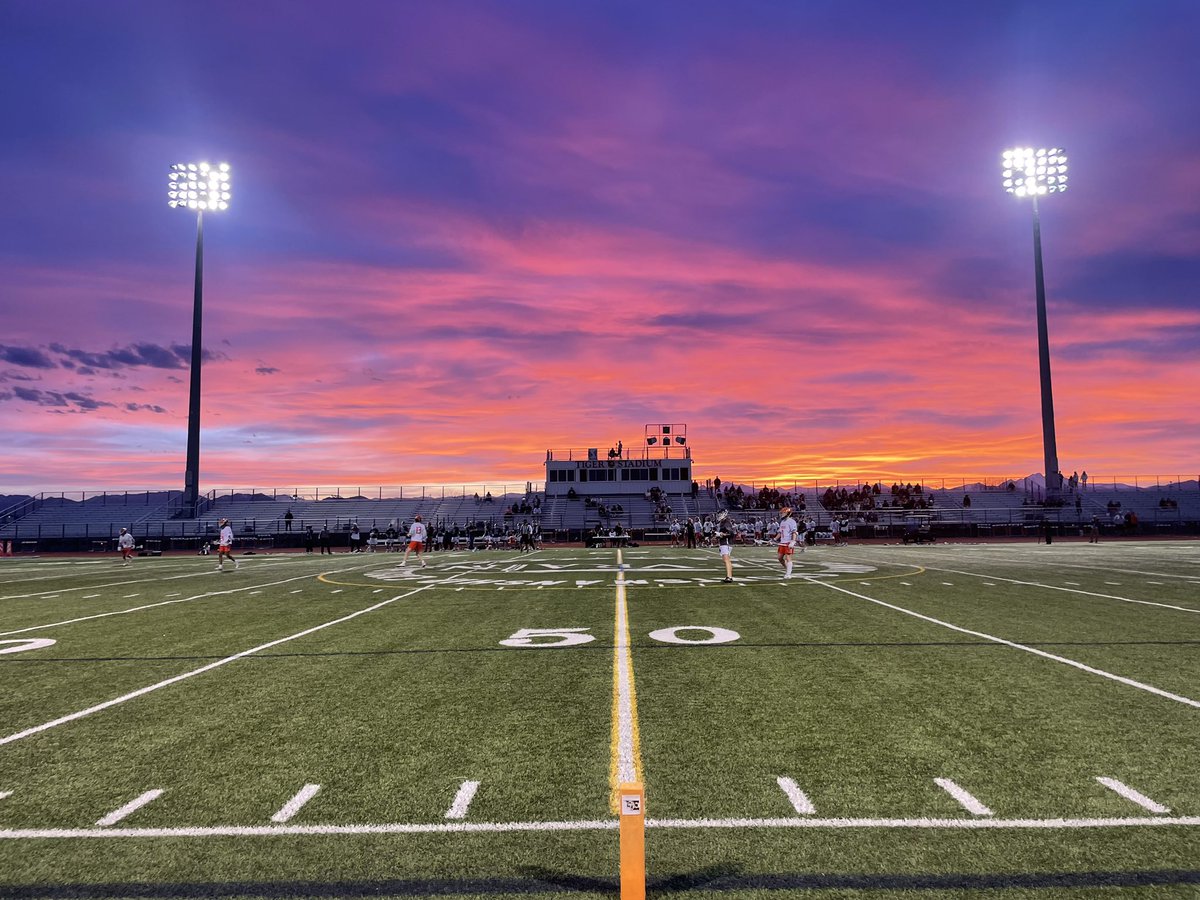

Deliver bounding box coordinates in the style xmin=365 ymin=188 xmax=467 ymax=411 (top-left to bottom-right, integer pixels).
xmin=444 ymin=780 xmax=480 ymax=820
xmin=1096 ymin=777 xmax=1170 ymax=814
xmin=97 ymin=789 xmax=164 ymax=827
xmin=934 ymin=778 xmax=993 ymax=817
xmin=272 ymin=784 xmax=321 ymax=823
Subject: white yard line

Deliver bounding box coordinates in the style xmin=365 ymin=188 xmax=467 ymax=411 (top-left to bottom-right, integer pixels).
xmin=444 ymin=780 xmax=480 ymax=819
xmin=96 ymin=790 xmax=163 ymax=826
xmin=0 ymin=569 xmax=352 ymax=638
xmin=776 ymin=777 xmax=815 ymax=814
xmin=271 ymin=784 xmax=321 ymax=823
xmin=0 ymin=577 xmax=454 ymax=748
xmin=809 ymin=579 xmax=1200 ymax=709
xmin=2 ymin=815 xmax=1198 ymax=840
xmin=0 ymin=568 xmax=215 ymax=600
xmin=1096 ymin=777 xmax=1170 ymax=814
xmin=1058 ymin=563 xmax=1200 ymax=581
xmin=900 ymin=564 xmax=1200 ymax=615
xmin=0 ymin=791 xmax=11 ymax=800
xmin=935 ymin=778 xmax=993 ymax=816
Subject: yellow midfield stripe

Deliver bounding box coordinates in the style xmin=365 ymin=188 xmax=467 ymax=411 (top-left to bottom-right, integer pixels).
xmin=609 ymin=549 xmax=644 ymax=814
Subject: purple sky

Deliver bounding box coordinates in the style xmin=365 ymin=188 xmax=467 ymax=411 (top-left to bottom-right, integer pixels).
xmin=1 ymin=0 xmax=1198 ymax=493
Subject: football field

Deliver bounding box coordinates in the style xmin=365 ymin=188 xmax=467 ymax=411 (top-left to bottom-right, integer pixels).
xmin=1 ymin=541 xmax=1198 ymax=898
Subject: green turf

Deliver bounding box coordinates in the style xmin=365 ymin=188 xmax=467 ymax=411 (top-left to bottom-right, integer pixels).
xmin=1 ymin=541 xmax=1198 ymax=898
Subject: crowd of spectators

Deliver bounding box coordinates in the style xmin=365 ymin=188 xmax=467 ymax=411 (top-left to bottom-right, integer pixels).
xmin=820 ymin=482 xmax=934 ymax=512
xmin=647 ymin=486 xmax=672 ymax=521
xmin=586 ymin=497 xmax=624 ymax=519
xmin=721 ymin=484 xmax=805 ymax=512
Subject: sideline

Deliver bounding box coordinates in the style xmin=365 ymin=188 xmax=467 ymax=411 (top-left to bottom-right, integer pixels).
xmin=1 ymin=814 xmax=1198 ymax=840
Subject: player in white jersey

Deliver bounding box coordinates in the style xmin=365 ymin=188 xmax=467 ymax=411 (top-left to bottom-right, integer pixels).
xmin=402 ymin=515 xmax=428 ymax=567
xmin=117 ymin=528 xmax=135 ymax=566
xmin=777 ymin=507 xmax=801 ymax=577
xmin=216 ymin=518 xmax=239 ymax=571
xmin=715 ymin=510 xmax=735 ymax=582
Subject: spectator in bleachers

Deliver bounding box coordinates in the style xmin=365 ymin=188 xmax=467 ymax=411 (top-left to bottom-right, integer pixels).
xmin=284 ymin=510 xmax=294 ymax=532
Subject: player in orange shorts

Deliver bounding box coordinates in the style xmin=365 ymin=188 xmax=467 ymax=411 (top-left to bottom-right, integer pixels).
xmin=402 ymin=514 xmax=428 ymax=567
xmin=777 ymin=507 xmax=800 ymax=577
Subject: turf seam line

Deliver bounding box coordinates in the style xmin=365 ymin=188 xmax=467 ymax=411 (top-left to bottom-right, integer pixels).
xmin=0 ymin=576 xmax=458 ymax=748
xmin=1096 ymin=777 xmax=1171 ymax=814
xmin=808 ymin=579 xmax=1200 ymax=709
xmin=96 ymin=790 xmax=163 ymax=827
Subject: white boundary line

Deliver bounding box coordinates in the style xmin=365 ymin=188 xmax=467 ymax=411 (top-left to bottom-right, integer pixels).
xmin=809 ymin=579 xmax=1200 ymax=709
xmin=1096 ymin=777 xmax=1171 ymax=814
xmin=0 ymin=577 xmax=455 ymax=748
xmin=96 ymin=789 xmax=163 ymax=826
xmin=444 ymin=780 xmax=480 ymax=819
xmin=1 ymin=815 xmax=1198 ymax=840
xmin=935 ymin=778 xmax=993 ymax=816
xmin=272 ymin=784 xmax=321 ymax=823
xmin=776 ymin=777 xmax=815 ymax=814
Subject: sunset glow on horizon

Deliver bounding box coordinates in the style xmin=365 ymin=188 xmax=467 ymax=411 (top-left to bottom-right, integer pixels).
xmin=2 ymin=1 xmax=1198 ymax=495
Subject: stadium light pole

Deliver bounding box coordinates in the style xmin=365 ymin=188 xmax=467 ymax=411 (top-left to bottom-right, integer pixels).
xmin=169 ymin=162 xmax=232 ymax=517
xmin=1002 ymin=146 xmax=1067 ymax=503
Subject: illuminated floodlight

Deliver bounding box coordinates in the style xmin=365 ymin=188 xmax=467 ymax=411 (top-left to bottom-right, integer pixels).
xmin=1002 ymin=147 xmax=1067 ymax=197
xmin=999 ymin=146 xmax=1071 ymax=502
xmin=168 ymin=162 xmax=232 ymax=210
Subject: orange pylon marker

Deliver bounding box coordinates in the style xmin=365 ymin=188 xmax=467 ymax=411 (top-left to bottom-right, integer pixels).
xmin=619 ymin=782 xmax=645 ymax=900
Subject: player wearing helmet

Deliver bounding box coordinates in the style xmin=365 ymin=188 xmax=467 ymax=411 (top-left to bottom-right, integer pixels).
xmin=716 ymin=510 xmax=735 ymax=583
xmin=777 ymin=507 xmax=800 ymax=578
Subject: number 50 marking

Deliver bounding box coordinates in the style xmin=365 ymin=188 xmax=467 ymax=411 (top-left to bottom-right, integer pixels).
xmin=500 ymin=626 xmax=740 ymax=648
xmin=499 ymin=628 xmax=596 ymax=648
